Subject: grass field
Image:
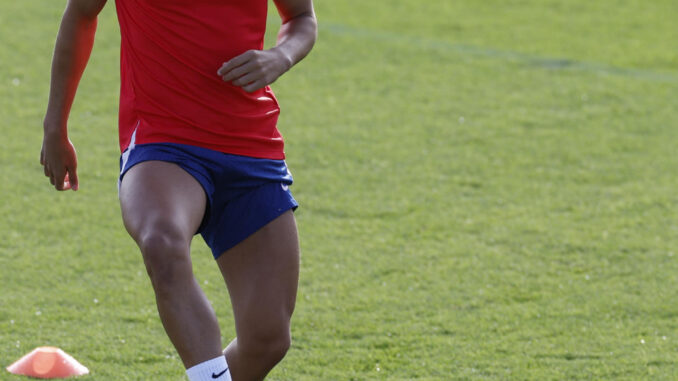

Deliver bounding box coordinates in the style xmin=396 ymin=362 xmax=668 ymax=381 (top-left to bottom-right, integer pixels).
xmin=2 ymin=0 xmax=678 ymax=379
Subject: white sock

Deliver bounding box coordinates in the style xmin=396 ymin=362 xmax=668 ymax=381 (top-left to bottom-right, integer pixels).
xmin=186 ymin=356 xmax=232 ymax=381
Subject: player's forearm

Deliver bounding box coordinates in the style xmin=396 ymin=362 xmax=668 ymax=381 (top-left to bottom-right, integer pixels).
xmin=273 ymin=12 xmax=318 ymax=71
xmin=43 ymin=10 xmax=99 ymax=135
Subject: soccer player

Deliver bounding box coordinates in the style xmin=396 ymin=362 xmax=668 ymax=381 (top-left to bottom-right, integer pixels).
xmin=40 ymin=0 xmax=317 ymax=380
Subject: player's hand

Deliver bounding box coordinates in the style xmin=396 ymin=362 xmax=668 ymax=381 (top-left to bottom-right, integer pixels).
xmin=217 ymin=48 xmax=292 ymax=93
xmin=40 ymin=131 xmax=79 ymax=191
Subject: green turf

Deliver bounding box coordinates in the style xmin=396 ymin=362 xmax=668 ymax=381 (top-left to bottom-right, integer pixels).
xmin=2 ymin=0 xmax=678 ymax=379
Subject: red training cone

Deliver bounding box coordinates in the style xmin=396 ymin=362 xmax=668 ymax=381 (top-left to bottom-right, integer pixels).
xmin=6 ymin=347 xmax=89 ymax=379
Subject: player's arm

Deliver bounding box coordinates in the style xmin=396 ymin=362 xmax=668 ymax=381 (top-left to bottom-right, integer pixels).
xmin=217 ymin=0 xmax=317 ymax=93
xmin=41 ymin=0 xmax=107 ymax=191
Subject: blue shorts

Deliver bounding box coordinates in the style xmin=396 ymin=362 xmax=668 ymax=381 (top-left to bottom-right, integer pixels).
xmin=118 ymin=142 xmax=298 ymax=259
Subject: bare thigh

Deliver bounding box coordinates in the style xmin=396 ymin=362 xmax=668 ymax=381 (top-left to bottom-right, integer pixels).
xmin=218 ymin=210 xmax=300 ymax=349
xmin=119 ymin=160 xmax=206 ymax=248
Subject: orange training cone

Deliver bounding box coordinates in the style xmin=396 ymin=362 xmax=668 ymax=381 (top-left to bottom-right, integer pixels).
xmin=6 ymin=347 xmax=89 ymax=379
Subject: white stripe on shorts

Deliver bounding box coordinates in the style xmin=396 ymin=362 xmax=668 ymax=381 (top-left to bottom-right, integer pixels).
xmin=117 ymin=121 xmax=140 ymax=193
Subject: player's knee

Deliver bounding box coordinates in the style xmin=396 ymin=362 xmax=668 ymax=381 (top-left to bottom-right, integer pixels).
xmin=242 ymin=326 xmax=291 ymax=366
xmin=137 ymin=229 xmax=192 ymax=291
xmin=267 ymin=332 xmax=291 ymax=364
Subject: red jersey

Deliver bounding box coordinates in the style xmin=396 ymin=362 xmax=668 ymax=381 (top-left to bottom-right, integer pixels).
xmin=115 ymin=0 xmax=285 ymax=159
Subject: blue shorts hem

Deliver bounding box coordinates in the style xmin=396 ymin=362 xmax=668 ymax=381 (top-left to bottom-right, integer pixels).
xmin=209 ymin=203 xmax=298 ymax=259
xmin=204 ymin=181 xmax=299 ymax=259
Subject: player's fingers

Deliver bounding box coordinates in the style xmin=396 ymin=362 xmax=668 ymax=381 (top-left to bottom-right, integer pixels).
xmin=242 ymin=79 xmax=268 ymax=93
xmin=43 ymin=163 xmax=50 ymax=177
xmin=217 ymin=59 xmax=242 ymax=76
xmin=217 ymin=61 xmax=241 ymax=78
xmin=67 ymin=168 xmax=79 ymax=191
xmin=217 ymin=50 xmax=255 ymax=76
xmin=52 ymin=168 xmax=67 ymax=191
xmin=220 ymin=61 xmax=256 ymax=82
xmin=231 ymin=71 xmax=261 ymax=87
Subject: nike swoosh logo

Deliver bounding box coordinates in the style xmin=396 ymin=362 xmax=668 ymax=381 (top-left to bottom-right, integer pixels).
xmin=212 ymin=368 xmax=228 ymax=379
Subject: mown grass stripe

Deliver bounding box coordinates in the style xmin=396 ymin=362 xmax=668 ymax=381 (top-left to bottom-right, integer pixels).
xmin=321 ymin=22 xmax=678 ymax=84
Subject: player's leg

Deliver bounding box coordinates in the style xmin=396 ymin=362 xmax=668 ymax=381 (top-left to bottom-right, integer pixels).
xmin=217 ymin=210 xmax=299 ymax=381
xmin=119 ymin=160 xmax=223 ymax=368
